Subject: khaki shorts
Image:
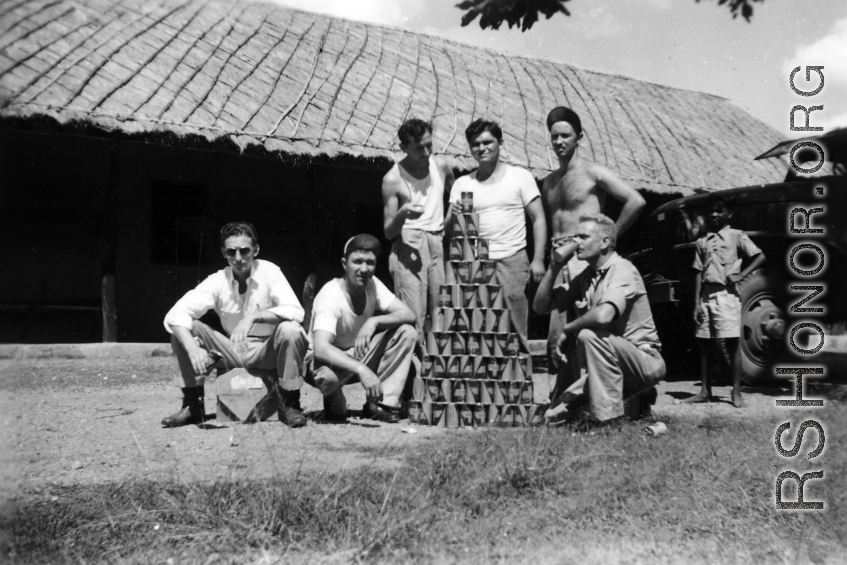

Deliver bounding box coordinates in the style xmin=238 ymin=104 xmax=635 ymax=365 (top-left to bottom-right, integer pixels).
xmin=696 ymin=289 xmax=741 ymax=339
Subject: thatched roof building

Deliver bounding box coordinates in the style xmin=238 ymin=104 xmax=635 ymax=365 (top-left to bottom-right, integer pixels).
xmin=1 ymin=0 xmax=784 ymax=195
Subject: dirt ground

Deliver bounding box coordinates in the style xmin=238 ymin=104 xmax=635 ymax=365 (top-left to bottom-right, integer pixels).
xmin=0 ymin=356 xmax=794 ymax=503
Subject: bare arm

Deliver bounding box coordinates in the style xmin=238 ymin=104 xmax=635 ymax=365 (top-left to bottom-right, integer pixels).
xmin=593 ymin=164 xmax=645 ymax=236
xmin=532 ymin=240 xmax=577 ymax=314
xmin=313 ymin=329 xmax=383 ymax=402
xmin=562 ymin=303 xmax=617 ymax=335
xmin=382 ymin=170 xmax=423 ymax=241
xmin=525 ymin=197 xmax=548 ymax=283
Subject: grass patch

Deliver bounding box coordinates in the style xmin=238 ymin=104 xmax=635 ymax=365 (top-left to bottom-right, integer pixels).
xmin=7 ymin=405 xmax=846 ymax=564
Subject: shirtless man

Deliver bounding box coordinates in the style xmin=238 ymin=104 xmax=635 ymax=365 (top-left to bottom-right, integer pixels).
xmin=540 ymin=107 xmax=646 ymax=402
xmin=382 ymin=119 xmax=455 ymax=344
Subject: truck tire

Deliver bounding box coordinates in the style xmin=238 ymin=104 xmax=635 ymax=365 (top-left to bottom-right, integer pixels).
xmin=737 ymin=269 xmax=788 ymax=384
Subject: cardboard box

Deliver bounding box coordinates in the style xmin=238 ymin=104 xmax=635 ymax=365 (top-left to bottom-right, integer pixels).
xmin=216 ymin=368 xmax=278 ymax=422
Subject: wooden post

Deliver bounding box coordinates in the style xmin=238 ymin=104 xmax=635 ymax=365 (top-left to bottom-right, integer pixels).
xmin=101 ymin=273 xmax=117 ymax=342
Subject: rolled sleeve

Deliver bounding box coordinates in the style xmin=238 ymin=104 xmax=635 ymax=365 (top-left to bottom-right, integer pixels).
xmin=267 ymin=269 xmax=305 ymax=323
xmin=737 ymin=232 xmax=762 ymax=259
xmin=373 ymin=278 xmax=397 ymax=312
xmin=311 ymin=305 xmax=340 ymax=337
xmin=597 ymin=280 xmax=636 ymax=319
xmin=163 ymin=276 xmax=218 ymax=333
xmin=692 ymin=240 xmax=704 ymax=271
xmin=517 ymin=170 xmax=541 ymax=207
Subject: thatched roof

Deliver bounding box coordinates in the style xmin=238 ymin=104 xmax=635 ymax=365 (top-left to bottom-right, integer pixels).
xmin=0 ymin=0 xmax=786 ymax=194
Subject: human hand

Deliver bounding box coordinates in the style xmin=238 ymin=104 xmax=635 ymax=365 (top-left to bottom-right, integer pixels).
xmin=187 ymin=343 xmax=212 ymax=376
xmin=355 ymin=319 xmax=377 ymax=359
xmin=551 ymin=239 xmax=578 ymax=267
xmin=230 ymin=316 xmax=255 ymax=345
xmin=530 ymin=259 xmax=546 ymax=283
xmin=726 ymin=273 xmax=743 ymax=286
xmin=556 ymin=331 xmax=571 ymax=360
xmin=693 ymin=303 xmax=704 ymax=323
xmin=358 ymin=368 xmax=383 ymax=402
xmin=450 ymin=201 xmax=463 ymax=217
xmin=400 ymin=203 xmax=425 ymax=220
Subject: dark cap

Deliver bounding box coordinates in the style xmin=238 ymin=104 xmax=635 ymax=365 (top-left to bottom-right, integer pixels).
xmin=546 ymin=106 xmax=582 ymax=136
xmin=344 ymin=234 xmax=382 ymax=257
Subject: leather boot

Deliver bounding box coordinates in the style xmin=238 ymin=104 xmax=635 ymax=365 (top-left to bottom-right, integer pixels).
xmin=278 ymin=389 xmax=307 ymax=428
xmin=161 ymin=387 xmax=205 ymax=427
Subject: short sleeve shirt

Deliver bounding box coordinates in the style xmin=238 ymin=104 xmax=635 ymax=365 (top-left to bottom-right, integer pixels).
xmin=552 ymin=253 xmax=661 ymax=349
xmin=693 ymin=226 xmax=762 ymax=285
xmin=449 ymin=164 xmax=541 ymax=260
xmin=309 ymin=277 xmax=397 ymax=350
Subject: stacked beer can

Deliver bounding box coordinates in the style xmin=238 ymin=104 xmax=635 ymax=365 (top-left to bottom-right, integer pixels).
xmin=408 ymin=192 xmax=545 ymax=427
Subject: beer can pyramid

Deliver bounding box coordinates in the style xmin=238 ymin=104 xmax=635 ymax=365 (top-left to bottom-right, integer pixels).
xmin=408 ymin=197 xmax=545 ymax=428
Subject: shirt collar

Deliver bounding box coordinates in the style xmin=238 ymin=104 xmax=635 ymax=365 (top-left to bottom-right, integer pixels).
xmin=593 ymin=252 xmax=621 ymax=275
xmin=225 ymin=260 xmax=259 ymax=288
xmin=707 ymin=225 xmax=731 ymax=239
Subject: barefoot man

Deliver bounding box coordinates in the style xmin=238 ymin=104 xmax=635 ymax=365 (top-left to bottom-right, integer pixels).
xmin=542 ymin=107 xmax=646 ymax=404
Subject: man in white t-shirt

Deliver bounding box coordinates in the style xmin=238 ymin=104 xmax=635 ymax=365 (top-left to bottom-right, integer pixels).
xmin=382 ymin=118 xmax=455 ymax=344
xmin=447 ymin=119 xmax=547 ymax=350
xmin=306 ymin=234 xmax=418 ymax=423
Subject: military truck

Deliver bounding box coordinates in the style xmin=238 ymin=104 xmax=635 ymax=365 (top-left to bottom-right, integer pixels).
xmin=634 ymin=129 xmax=847 ymax=383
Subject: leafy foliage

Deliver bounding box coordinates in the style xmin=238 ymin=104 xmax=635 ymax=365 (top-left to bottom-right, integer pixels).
xmin=456 ymin=0 xmax=763 ymax=32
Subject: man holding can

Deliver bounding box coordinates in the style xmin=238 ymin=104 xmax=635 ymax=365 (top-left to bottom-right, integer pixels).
xmin=533 ymin=214 xmax=665 ymax=426
xmin=162 ymin=222 xmax=309 ymax=428
xmin=541 ymin=107 xmax=646 ymax=406
xmin=382 ymin=119 xmax=455 ymax=344
xmin=446 ymin=119 xmax=547 ymax=352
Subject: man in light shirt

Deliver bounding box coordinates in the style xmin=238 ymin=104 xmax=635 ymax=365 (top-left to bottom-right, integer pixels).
xmin=447 ymin=119 xmax=547 ymax=351
xmin=307 ymin=234 xmax=417 ymax=423
xmin=162 ymin=222 xmax=309 ymax=428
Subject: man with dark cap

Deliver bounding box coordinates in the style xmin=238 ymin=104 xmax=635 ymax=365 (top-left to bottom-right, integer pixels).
xmin=541 ymin=106 xmax=646 ymax=405
xmin=306 ymin=234 xmax=418 ymax=423
xmin=163 ymin=221 xmax=309 ymax=428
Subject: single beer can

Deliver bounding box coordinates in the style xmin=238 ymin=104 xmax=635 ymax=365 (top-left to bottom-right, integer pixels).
xmin=433 ymin=331 xmax=451 ymax=355
xmin=424 ymin=378 xmax=441 ymax=403
xmin=481 ymin=333 xmax=495 ymax=356
xmin=408 ymin=402 xmax=423 ymax=424
xmin=482 ymin=379 xmax=497 ymax=405
xmin=452 ymin=214 xmax=466 ymax=238
xmin=461 ymin=191 xmax=474 ymax=213
xmin=486 ymin=284 xmax=501 ymax=308
xmin=471 ymin=308 xmax=486 ymax=332
xmin=445 ymin=403 xmax=460 ymax=428
xmin=432 ymin=402 xmax=447 ymax=426
xmin=500 ymin=405 xmax=514 ymax=426
xmin=432 ymin=356 xmax=448 ymax=378
xmin=496 ymin=356 xmax=511 ymax=381
xmin=453 ymin=308 xmax=469 ymax=332
xmin=462 ymin=237 xmax=475 ymax=261
xmin=451 ymin=332 xmax=466 ymax=355
xmin=477 ymin=238 xmax=490 ymax=260
xmin=446 ymin=356 xmax=461 ymax=380
xmin=521 ymin=380 xmax=534 ymax=404
xmin=458 ymin=403 xmax=474 ymax=427
xmin=472 ymin=404 xmax=487 ymax=426
xmin=506 ymin=381 xmax=522 ymax=404
xmin=467 ymin=332 xmax=482 ymax=356
xmin=449 ymin=238 xmax=464 ymax=261
xmin=460 ymin=355 xmax=474 ymax=379
xmin=463 ymin=214 xmax=479 ymax=237
xmin=506 ymin=333 xmax=520 ymax=356
xmin=470 ymin=261 xmax=485 ymax=284
xmin=452 ymin=379 xmax=467 ymax=403
xmin=487 ymin=309 xmax=505 ymax=333
xmin=465 ymin=379 xmax=481 ymax=403
xmin=494 ymin=333 xmax=509 ymax=357
xmin=460 ymin=284 xmax=477 ymax=308
xmin=481 ymin=260 xmax=496 ymax=284
xmin=437 ymin=285 xmax=453 ymax=308
xmin=420 ymin=355 xmax=434 ymax=378
xmin=473 ymin=356 xmax=488 ymax=379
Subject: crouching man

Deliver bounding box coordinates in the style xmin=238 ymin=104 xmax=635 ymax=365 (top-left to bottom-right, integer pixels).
xmin=532 ymin=214 xmax=665 ymax=425
xmin=307 ymin=234 xmax=417 ymax=423
xmin=162 ymin=222 xmax=309 ymax=428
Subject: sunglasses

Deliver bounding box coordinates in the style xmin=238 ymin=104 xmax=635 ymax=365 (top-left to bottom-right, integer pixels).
xmin=224 ymin=247 xmax=254 ymax=258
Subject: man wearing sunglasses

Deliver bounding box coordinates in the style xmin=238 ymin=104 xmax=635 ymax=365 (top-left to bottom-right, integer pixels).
xmin=162 ymin=222 xmax=309 ymax=428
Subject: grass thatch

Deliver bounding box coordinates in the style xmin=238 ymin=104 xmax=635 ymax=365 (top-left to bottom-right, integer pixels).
xmin=0 ymin=0 xmax=786 ymax=193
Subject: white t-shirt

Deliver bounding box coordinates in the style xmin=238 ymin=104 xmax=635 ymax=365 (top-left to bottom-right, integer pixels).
xmin=310 ymin=277 xmax=397 ymax=351
xmin=449 ymin=164 xmax=541 ymax=260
